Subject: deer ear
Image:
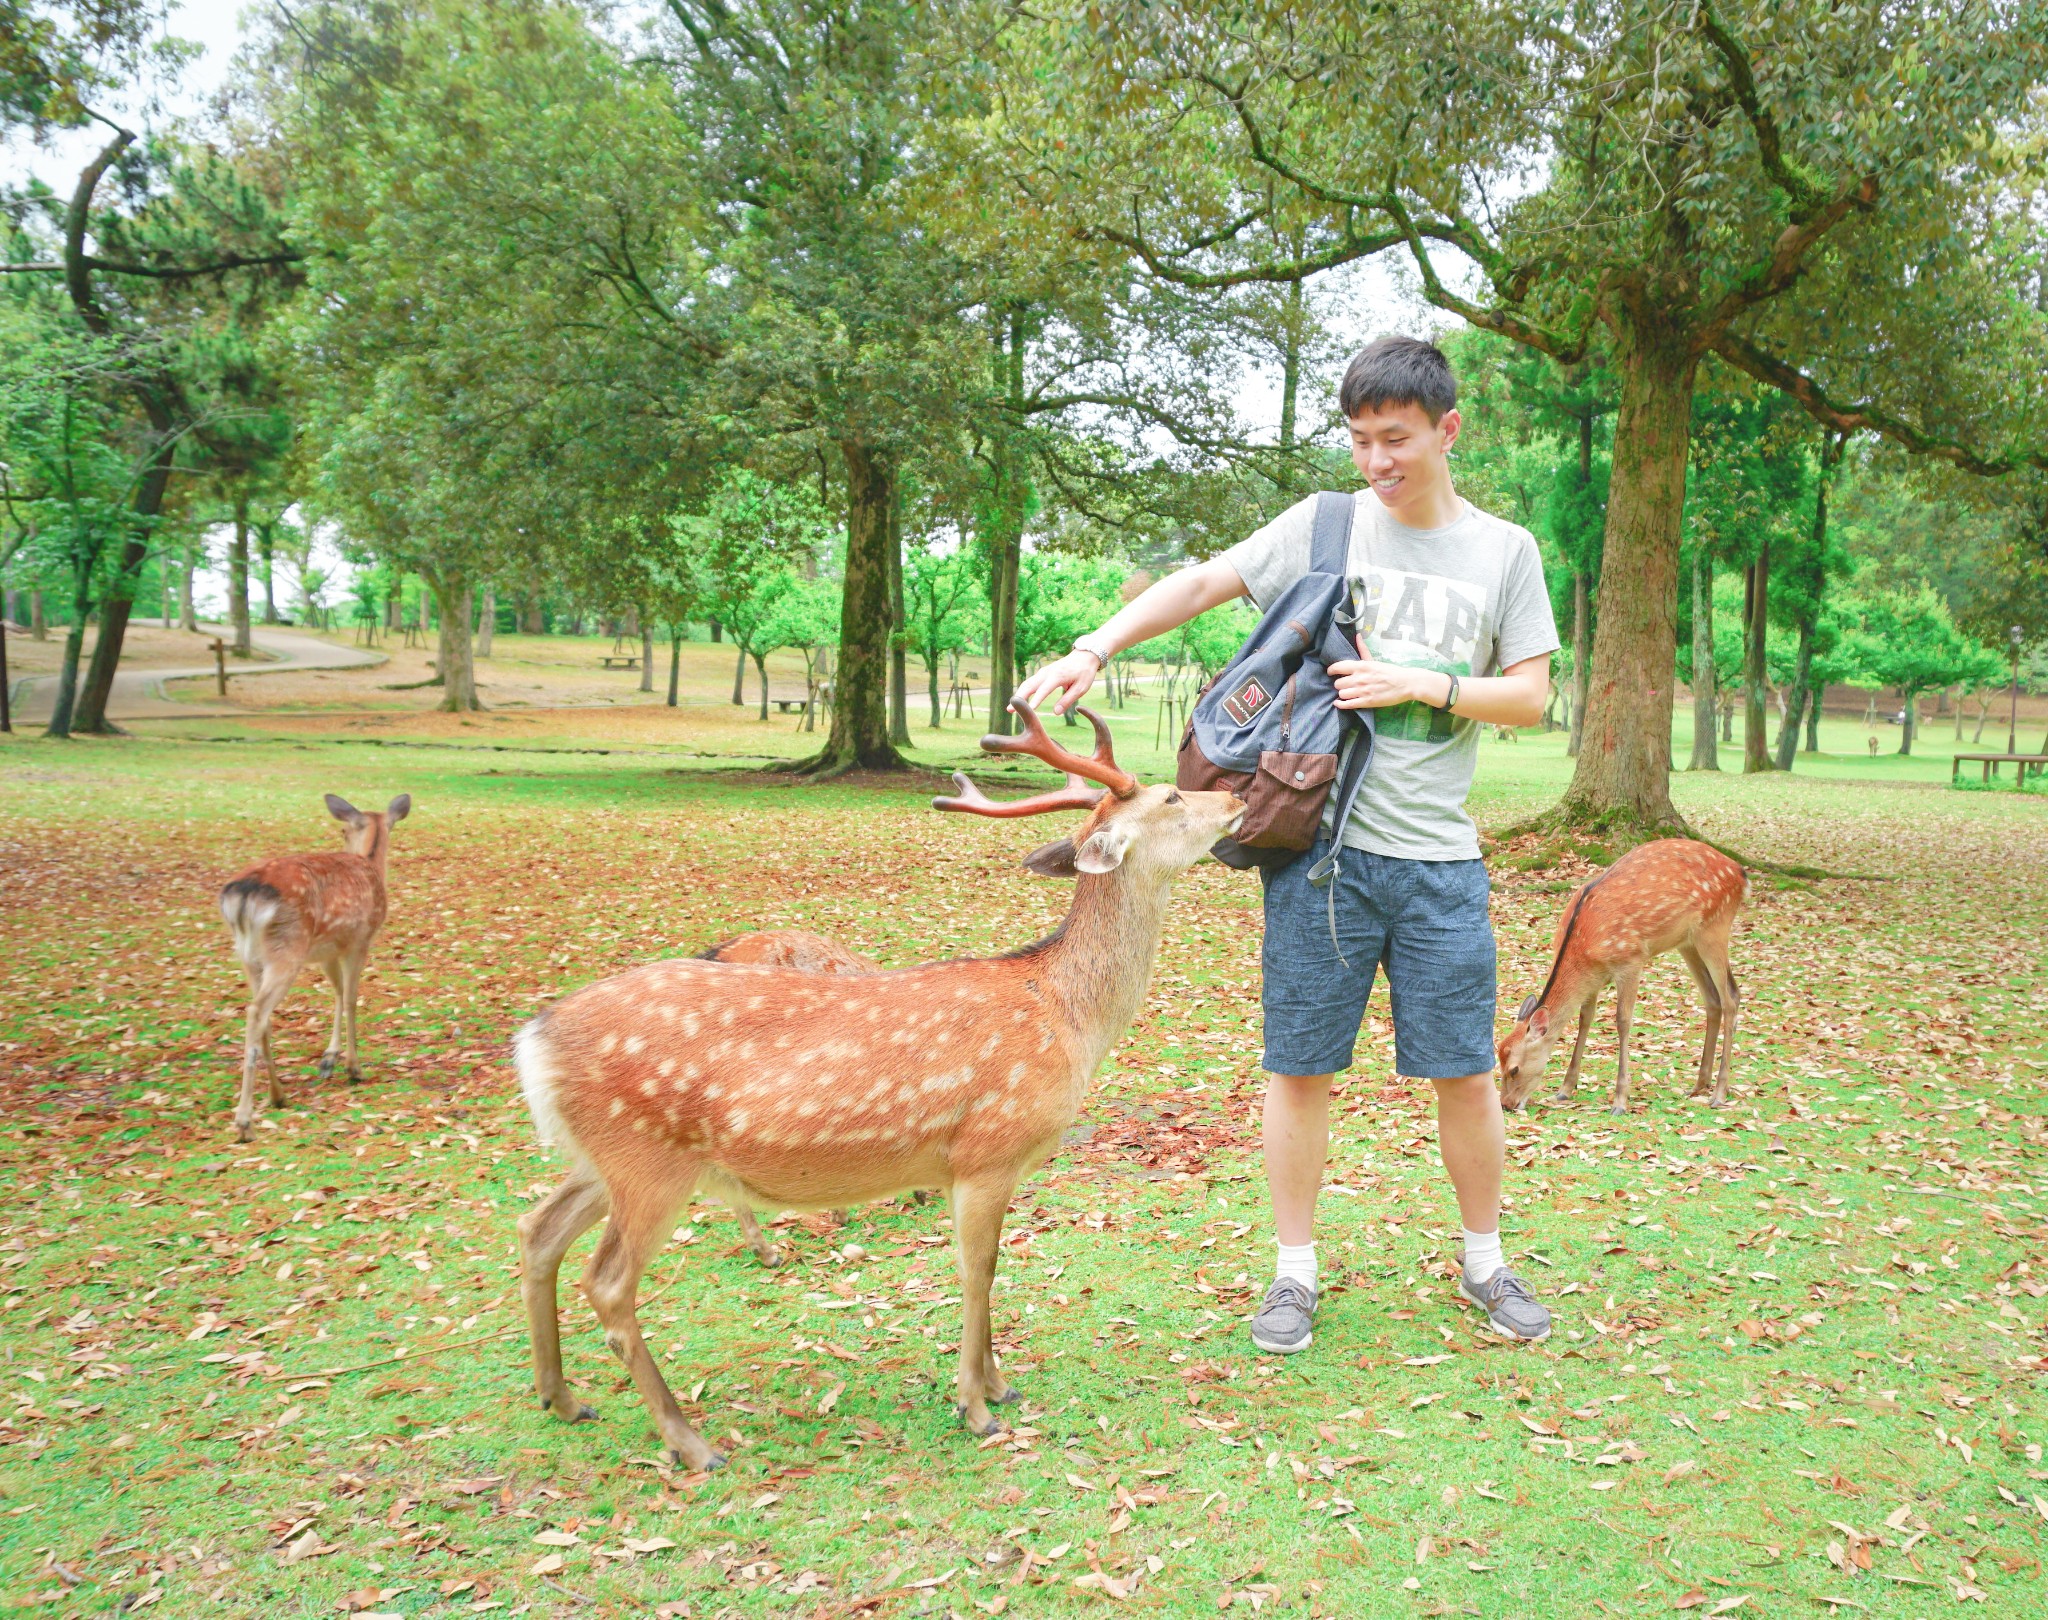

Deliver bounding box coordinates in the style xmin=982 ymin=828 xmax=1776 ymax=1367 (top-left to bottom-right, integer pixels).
xmin=385 ymin=794 xmax=412 ymax=823
xmin=1073 ymin=820 xmax=1133 ymax=874
xmin=325 ymin=794 xmax=364 ymax=825
xmin=1529 ymin=1006 xmax=1551 ymax=1039
xmin=1021 ymin=837 xmax=1081 ymax=879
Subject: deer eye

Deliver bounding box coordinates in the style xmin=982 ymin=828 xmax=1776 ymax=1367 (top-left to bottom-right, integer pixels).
xmin=1165 ymin=789 xmax=1182 ymax=805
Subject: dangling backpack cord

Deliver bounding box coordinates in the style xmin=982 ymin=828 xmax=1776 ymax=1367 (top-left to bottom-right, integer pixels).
xmin=1174 ymin=492 xmax=1377 ymax=963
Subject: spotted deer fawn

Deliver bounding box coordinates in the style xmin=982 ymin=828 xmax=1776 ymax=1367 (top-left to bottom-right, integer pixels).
xmin=695 ymin=930 xmax=882 ymax=1264
xmin=1497 ymin=838 xmax=1745 ymax=1115
xmin=218 ymin=794 xmax=410 ymax=1140
xmin=513 ymin=704 xmax=1244 ymax=1469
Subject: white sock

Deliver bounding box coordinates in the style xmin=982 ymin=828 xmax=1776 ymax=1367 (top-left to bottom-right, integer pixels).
xmin=1462 ymin=1227 xmax=1504 ymax=1286
xmin=1275 ymin=1241 xmax=1318 ymax=1291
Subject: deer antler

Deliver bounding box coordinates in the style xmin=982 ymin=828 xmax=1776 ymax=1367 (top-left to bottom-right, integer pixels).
xmin=980 ymin=702 xmax=1138 ymax=798
xmin=932 ymin=770 xmax=1107 ymax=819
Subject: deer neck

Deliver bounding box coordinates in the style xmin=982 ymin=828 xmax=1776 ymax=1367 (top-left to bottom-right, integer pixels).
xmin=1038 ymin=868 xmax=1176 ymax=1069
xmin=358 ymin=822 xmax=392 ymax=886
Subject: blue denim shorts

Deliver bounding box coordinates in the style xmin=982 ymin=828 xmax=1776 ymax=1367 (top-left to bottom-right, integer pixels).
xmin=1258 ymin=840 xmax=1498 ymax=1079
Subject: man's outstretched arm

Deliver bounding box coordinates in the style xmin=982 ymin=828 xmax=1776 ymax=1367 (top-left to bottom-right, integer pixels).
xmin=1013 ymin=557 xmax=1248 ymax=714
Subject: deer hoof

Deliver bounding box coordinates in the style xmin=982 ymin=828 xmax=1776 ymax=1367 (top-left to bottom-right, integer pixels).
xmin=346 ymin=1067 xmax=365 ymax=1084
xmin=671 ymin=1447 xmax=725 ymax=1472
xmin=1708 ymin=1096 xmax=1731 ymax=1109
xmin=1608 ymin=1103 xmax=1628 ymax=1116
xmin=235 ymin=1121 xmax=253 ymax=1143
xmin=317 ymin=1055 xmax=337 ymax=1078
xmin=992 ymin=1386 xmax=1024 ymax=1406
xmin=753 ymin=1246 xmax=783 ymax=1269
xmin=955 ymin=1403 xmax=1005 ymax=1437
xmin=542 ymin=1394 xmax=598 ymax=1423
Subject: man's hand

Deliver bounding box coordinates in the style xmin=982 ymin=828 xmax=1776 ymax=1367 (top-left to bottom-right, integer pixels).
xmin=1013 ymin=650 xmax=1101 ymax=715
xmin=1330 ymin=658 xmax=1448 ymax=711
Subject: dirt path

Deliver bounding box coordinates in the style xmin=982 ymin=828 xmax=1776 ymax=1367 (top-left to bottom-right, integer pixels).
xmin=7 ymin=623 xmax=386 ymax=724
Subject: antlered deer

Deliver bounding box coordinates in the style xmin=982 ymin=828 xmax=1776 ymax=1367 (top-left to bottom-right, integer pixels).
xmin=218 ymin=794 xmax=411 ymax=1140
xmin=695 ymin=930 xmax=882 ymax=1264
xmin=513 ymin=705 xmax=1244 ymax=1470
xmin=1497 ymin=838 xmax=1745 ymax=1115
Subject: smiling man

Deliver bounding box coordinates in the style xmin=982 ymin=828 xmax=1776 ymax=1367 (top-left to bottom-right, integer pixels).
xmin=1015 ymin=335 xmax=1560 ymax=1354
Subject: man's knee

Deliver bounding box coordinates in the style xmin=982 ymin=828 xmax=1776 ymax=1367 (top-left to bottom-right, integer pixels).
xmin=1267 ymin=1071 xmax=1336 ymax=1095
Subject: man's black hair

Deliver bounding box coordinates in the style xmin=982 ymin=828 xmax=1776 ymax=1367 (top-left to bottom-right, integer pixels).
xmin=1338 ymin=335 xmax=1457 ymax=424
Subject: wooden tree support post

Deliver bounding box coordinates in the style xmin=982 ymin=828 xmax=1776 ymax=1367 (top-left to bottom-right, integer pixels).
xmin=210 ymin=637 xmax=228 ymax=697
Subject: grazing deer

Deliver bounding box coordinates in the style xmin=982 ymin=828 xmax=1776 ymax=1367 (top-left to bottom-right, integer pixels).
xmin=695 ymin=930 xmax=882 ymax=1264
xmin=218 ymin=794 xmax=410 ymax=1141
xmin=1496 ymin=838 xmax=1745 ymax=1116
xmin=1867 ymin=735 xmax=1880 ymax=757
xmin=513 ymin=704 xmax=1244 ymax=1470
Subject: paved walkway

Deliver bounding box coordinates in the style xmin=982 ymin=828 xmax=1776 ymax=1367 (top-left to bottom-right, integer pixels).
xmin=7 ymin=624 xmax=387 ymax=724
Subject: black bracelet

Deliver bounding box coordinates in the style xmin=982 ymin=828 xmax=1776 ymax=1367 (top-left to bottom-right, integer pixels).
xmin=1442 ymin=673 xmax=1460 ymax=712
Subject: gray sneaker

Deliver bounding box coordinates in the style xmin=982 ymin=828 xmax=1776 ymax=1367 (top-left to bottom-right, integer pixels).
xmin=1250 ymin=1277 xmax=1317 ymax=1354
xmin=1459 ymin=1266 xmax=1552 ymax=1341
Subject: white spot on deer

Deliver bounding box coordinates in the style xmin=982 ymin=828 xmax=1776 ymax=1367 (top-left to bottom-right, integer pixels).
xmin=658 ymin=1058 xmax=677 ymax=1077
xmin=729 ymin=1107 xmax=750 ymax=1132
xmin=705 ymin=1083 xmax=724 ymax=1099
xmin=624 ymin=1035 xmax=645 ymax=1055
xmin=798 ymin=1099 xmax=819 ymax=1118
xmin=1006 ymin=1062 xmax=1026 ymax=1087
xmin=980 ymin=1035 xmax=1001 ymax=1058
xmin=640 ymin=1079 xmax=658 ymax=1098
xmin=719 ymin=1008 xmax=735 ymax=1027
xmin=599 ymin=1034 xmax=618 ymax=1056
xmin=608 ymin=1097 xmax=625 ymax=1118
xmin=680 ymin=1013 xmax=700 ymax=1037
xmin=747 ymin=996 xmax=763 ymax=1011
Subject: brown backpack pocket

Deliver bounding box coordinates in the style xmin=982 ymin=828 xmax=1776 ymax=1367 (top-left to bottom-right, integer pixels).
xmin=1234 ymin=750 xmax=1338 ymax=849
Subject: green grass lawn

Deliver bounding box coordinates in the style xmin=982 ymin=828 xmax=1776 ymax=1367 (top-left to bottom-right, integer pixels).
xmin=1 ymin=716 xmax=2044 ymax=1616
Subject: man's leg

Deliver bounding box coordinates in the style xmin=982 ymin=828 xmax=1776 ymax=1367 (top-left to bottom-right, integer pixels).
xmin=1264 ymin=1072 xmax=1335 ymax=1247
xmin=1250 ymin=843 xmax=1381 ymax=1355
xmin=1386 ymin=859 xmax=1551 ymax=1342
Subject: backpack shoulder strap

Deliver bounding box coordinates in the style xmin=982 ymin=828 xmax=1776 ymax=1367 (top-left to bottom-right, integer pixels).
xmin=1308 ymin=491 xmax=1355 ymax=577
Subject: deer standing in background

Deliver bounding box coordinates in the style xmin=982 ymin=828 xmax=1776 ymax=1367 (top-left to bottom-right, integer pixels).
xmin=1496 ymin=838 xmax=1746 ymax=1116
xmin=218 ymin=794 xmax=410 ymax=1140
xmin=695 ymin=930 xmax=882 ymax=1264
xmin=513 ymin=705 xmax=1244 ymax=1470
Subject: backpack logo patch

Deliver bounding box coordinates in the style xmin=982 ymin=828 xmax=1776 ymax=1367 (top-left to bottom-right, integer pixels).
xmin=1221 ymin=677 xmax=1271 ymax=727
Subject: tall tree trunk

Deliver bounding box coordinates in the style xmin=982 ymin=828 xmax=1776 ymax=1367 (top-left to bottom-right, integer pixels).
xmin=667 ymin=629 xmax=682 ymax=706
xmin=1973 ymin=699 xmax=1989 ymax=744
xmin=803 ymin=440 xmax=905 ymax=772
xmin=44 ymin=577 xmax=92 ymax=738
xmin=639 ymin=610 xmax=653 ymax=694
xmin=30 ymin=588 xmax=47 ymax=640
xmin=177 ymin=548 xmax=195 ymax=632
xmin=1805 ymin=690 xmax=1821 ymax=753
xmin=477 ymin=581 xmax=495 ymax=658
xmin=986 ymin=312 xmax=1028 ymax=734
xmin=1565 ymin=572 xmax=1590 ymax=757
xmin=753 ymin=652 xmax=769 ymax=721
xmin=1557 ymin=328 xmax=1696 ymax=833
xmin=1687 ymin=546 xmax=1718 ymax=770
xmin=61 ymin=129 xmax=175 ymax=735
xmin=259 ymin=524 xmax=278 ymax=624
xmin=229 ymin=496 xmax=252 ymax=657
xmin=1741 ymin=541 xmax=1771 ymax=772
xmin=709 ymin=618 xmax=722 ymax=643
xmin=160 ymin=556 xmax=171 ymax=627
xmin=888 ymin=485 xmax=910 ymax=748
xmin=520 ymin=590 xmax=543 ymax=635
xmin=732 ymin=643 xmax=747 ymax=705
xmin=1774 ymin=619 xmax=1814 ymax=770
xmin=1897 ymin=693 xmax=1914 ymax=756
xmin=928 ymin=656 xmax=942 ymax=728
xmin=427 ymin=573 xmax=480 ymax=712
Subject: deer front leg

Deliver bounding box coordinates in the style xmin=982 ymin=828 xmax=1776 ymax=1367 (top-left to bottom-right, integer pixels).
xmin=1555 ymin=1000 xmax=1594 ymax=1101
xmin=317 ymin=962 xmax=346 ymax=1078
xmin=734 ymin=1204 xmax=781 ymax=1267
xmin=1709 ymin=966 xmax=1739 ymax=1106
xmin=338 ymin=952 xmax=365 ymax=1082
xmin=950 ymin=1177 xmax=1019 ymax=1435
xmin=1608 ymin=971 xmax=1640 ymax=1115
xmin=580 ymin=1172 xmax=724 ymax=1472
xmin=1680 ymin=946 xmax=1722 ymax=1098
xmin=518 ymin=1168 xmax=610 ymax=1422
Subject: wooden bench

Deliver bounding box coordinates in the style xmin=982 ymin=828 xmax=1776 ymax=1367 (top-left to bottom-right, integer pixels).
xmin=1952 ymin=751 xmax=2048 ymax=788
xmin=771 ymin=692 xmax=810 ymax=713
xmin=599 ymin=655 xmax=641 ymax=671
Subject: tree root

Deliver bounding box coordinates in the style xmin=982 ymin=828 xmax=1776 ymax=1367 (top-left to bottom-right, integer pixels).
xmin=1488 ymin=800 xmax=1889 ymax=882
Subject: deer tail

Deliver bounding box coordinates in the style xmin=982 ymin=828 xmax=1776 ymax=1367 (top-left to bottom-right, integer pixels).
xmin=514 ymin=1013 xmax=585 ymax=1163
xmin=218 ymin=877 xmax=283 ymax=969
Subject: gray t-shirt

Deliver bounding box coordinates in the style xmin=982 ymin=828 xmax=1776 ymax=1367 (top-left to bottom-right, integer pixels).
xmin=1222 ymin=491 xmax=1559 ymax=861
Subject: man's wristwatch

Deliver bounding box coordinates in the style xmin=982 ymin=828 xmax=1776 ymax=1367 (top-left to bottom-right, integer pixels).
xmin=1441 ymin=672 xmax=1461 ymax=712
xmin=1072 ymin=634 xmax=1114 ymax=670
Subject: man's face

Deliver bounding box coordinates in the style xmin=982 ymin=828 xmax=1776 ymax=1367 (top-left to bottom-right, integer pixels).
xmin=1347 ymin=400 xmax=1461 ymax=520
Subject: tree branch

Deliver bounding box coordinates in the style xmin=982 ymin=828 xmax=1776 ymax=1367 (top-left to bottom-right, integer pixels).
xmin=1381 ymin=191 xmax=1593 ymax=363
xmin=1 ymin=251 xmax=306 ymax=279
xmin=1711 ymin=330 xmax=2047 ymax=476
xmin=1693 ymin=173 xmax=1879 ymax=343
xmin=1693 ymin=1 xmax=1828 ymax=222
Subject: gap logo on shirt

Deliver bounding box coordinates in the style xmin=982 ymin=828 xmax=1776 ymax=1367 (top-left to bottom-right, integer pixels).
xmin=1350 ymin=567 xmax=1485 ymax=743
